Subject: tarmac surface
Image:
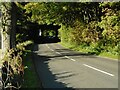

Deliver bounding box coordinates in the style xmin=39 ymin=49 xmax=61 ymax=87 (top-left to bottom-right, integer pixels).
xmin=33 ymin=43 xmax=118 ymax=89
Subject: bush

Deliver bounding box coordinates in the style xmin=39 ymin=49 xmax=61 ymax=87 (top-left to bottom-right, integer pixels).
xmin=1 ymin=40 xmax=33 ymax=89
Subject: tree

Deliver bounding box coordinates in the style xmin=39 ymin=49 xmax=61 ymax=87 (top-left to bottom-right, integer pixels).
xmin=24 ymin=2 xmax=119 ymax=55
xmin=99 ymin=2 xmax=120 ymax=48
xmin=1 ymin=2 xmax=17 ymax=54
xmin=0 ymin=2 xmax=17 ymax=89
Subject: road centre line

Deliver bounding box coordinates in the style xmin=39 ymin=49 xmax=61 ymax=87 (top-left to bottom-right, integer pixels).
xmin=70 ymin=58 xmax=76 ymax=61
xmin=46 ymin=44 xmax=114 ymax=77
xmin=51 ymin=49 xmax=54 ymax=51
xmin=56 ymin=52 xmax=61 ymax=55
xmin=46 ymin=44 xmax=76 ymax=61
xmin=46 ymin=44 xmax=54 ymax=51
xmin=83 ymin=64 xmax=114 ymax=77
xmin=65 ymin=56 xmax=70 ymax=59
xmin=46 ymin=44 xmax=50 ymax=49
xmin=64 ymin=56 xmax=76 ymax=61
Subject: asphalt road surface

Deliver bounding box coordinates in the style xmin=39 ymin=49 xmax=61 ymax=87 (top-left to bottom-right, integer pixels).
xmin=33 ymin=43 xmax=118 ymax=89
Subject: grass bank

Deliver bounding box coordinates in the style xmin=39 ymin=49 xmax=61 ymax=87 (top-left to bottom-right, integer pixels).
xmin=0 ymin=49 xmax=1 ymax=56
xmin=0 ymin=49 xmax=2 ymax=64
xmin=60 ymin=42 xmax=118 ymax=60
xmin=22 ymin=48 xmax=42 ymax=89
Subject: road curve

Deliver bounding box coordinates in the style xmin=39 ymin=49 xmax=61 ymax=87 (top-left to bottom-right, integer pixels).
xmin=33 ymin=43 xmax=118 ymax=89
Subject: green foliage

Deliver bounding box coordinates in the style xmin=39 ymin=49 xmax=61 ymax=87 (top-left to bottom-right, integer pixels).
xmin=42 ymin=29 xmax=56 ymax=36
xmin=22 ymin=49 xmax=41 ymax=89
xmin=59 ymin=25 xmax=72 ymax=43
xmin=58 ymin=2 xmax=119 ymax=56
xmin=16 ymin=40 xmax=33 ymax=51
xmin=70 ymin=20 xmax=86 ymax=45
xmin=98 ymin=10 xmax=120 ymax=46
xmin=1 ymin=40 xmax=33 ymax=89
xmin=21 ymin=2 xmax=120 ymax=57
xmin=2 ymin=49 xmax=23 ymax=89
xmin=24 ymin=2 xmax=101 ymax=25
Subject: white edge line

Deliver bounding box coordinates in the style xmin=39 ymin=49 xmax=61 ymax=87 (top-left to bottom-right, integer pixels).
xmin=83 ymin=64 xmax=114 ymax=77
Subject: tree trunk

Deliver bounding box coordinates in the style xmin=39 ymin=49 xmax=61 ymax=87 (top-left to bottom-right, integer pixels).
xmin=0 ymin=3 xmax=12 ymax=88
xmin=1 ymin=3 xmax=12 ymax=53
xmin=1 ymin=2 xmax=17 ymax=54
xmin=0 ymin=2 xmax=17 ymax=89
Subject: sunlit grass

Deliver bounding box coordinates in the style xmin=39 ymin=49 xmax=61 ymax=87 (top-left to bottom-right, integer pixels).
xmin=0 ymin=45 xmax=42 ymax=88
xmin=60 ymin=42 xmax=118 ymax=60
xmin=99 ymin=52 xmax=118 ymax=60
xmin=0 ymin=49 xmax=2 ymax=64
xmin=0 ymin=49 xmax=1 ymax=54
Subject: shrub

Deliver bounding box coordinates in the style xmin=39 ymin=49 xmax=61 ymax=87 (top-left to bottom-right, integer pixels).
xmin=1 ymin=40 xmax=33 ymax=89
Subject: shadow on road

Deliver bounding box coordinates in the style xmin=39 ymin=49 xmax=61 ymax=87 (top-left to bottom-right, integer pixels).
xmin=34 ymin=36 xmax=60 ymax=44
xmin=32 ymin=44 xmax=118 ymax=90
xmin=32 ymin=45 xmax=76 ymax=89
xmin=55 ymin=48 xmax=101 ymax=56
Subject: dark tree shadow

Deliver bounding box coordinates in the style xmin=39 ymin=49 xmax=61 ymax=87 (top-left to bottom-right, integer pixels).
xmin=54 ymin=49 xmax=98 ymax=58
xmin=32 ymin=45 xmax=76 ymax=89
xmin=35 ymin=36 xmax=61 ymax=44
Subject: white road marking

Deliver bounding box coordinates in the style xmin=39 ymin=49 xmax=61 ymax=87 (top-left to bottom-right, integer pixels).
xmin=46 ymin=44 xmax=50 ymax=49
xmin=83 ymin=64 xmax=114 ymax=77
xmin=56 ymin=52 xmax=61 ymax=55
xmin=65 ymin=56 xmax=70 ymax=59
xmin=46 ymin=44 xmax=76 ymax=62
xmin=51 ymin=49 xmax=54 ymax=51
xmin=64 ymin=56 xmax=76 ymax=61
xmin=70 ymin=58 xmax=76 ymax=61
xmin=46 ymin=44 xmax=54 ymax=51
xmin=46 ymin=44 xmax=115 ymax=77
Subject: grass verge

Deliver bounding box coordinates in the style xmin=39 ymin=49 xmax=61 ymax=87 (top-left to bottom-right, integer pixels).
xmin=60 ymin=42 xmax=118 ymax=60
xmin=0 ymin=49 xmax=2 ymax=64
xmin=22 ymin=48 xmax=42 ymax=89
xmin=0 ymin=49 xmax=1 ymax=56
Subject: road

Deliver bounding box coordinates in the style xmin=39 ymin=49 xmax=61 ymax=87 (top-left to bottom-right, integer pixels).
xmin=33 ymin=43 xmax=118 ymax=89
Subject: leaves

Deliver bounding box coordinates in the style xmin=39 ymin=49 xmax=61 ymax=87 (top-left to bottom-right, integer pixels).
xmin=19 ymin=2 xmax=120 ymax=55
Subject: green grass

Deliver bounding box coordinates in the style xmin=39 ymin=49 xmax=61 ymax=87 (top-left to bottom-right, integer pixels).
xmin=0 ymin=49 xmax=1 ymax=55
xmin=0 ymin=49 xmax=2 ymax=64
xmin=0 ymin=46 xmax=42 ymax=89
xmin=60 ymin=42 xmax=118 ymax=60
xmin=99 ymin=52 xmax=118 ymax=60
xmin=22 ymin=50 xmax=42 ymax=89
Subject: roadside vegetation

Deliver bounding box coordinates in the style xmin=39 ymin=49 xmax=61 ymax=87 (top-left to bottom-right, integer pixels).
xmin=0 ymin=3 xmax=41 ymax=89
xmin=0 ymin=49 xmax=1 ymax=63
xmin=24 ymin=2 xmax=120 ymax=60
xmin=60 ymin=42 xmax=118 ymax=60
xmin=22 ymin=48 xmax=42 ymax=89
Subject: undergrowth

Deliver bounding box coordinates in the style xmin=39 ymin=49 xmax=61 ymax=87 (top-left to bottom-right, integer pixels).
xmin=60 ymin=42 xmax=118 ymax=60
